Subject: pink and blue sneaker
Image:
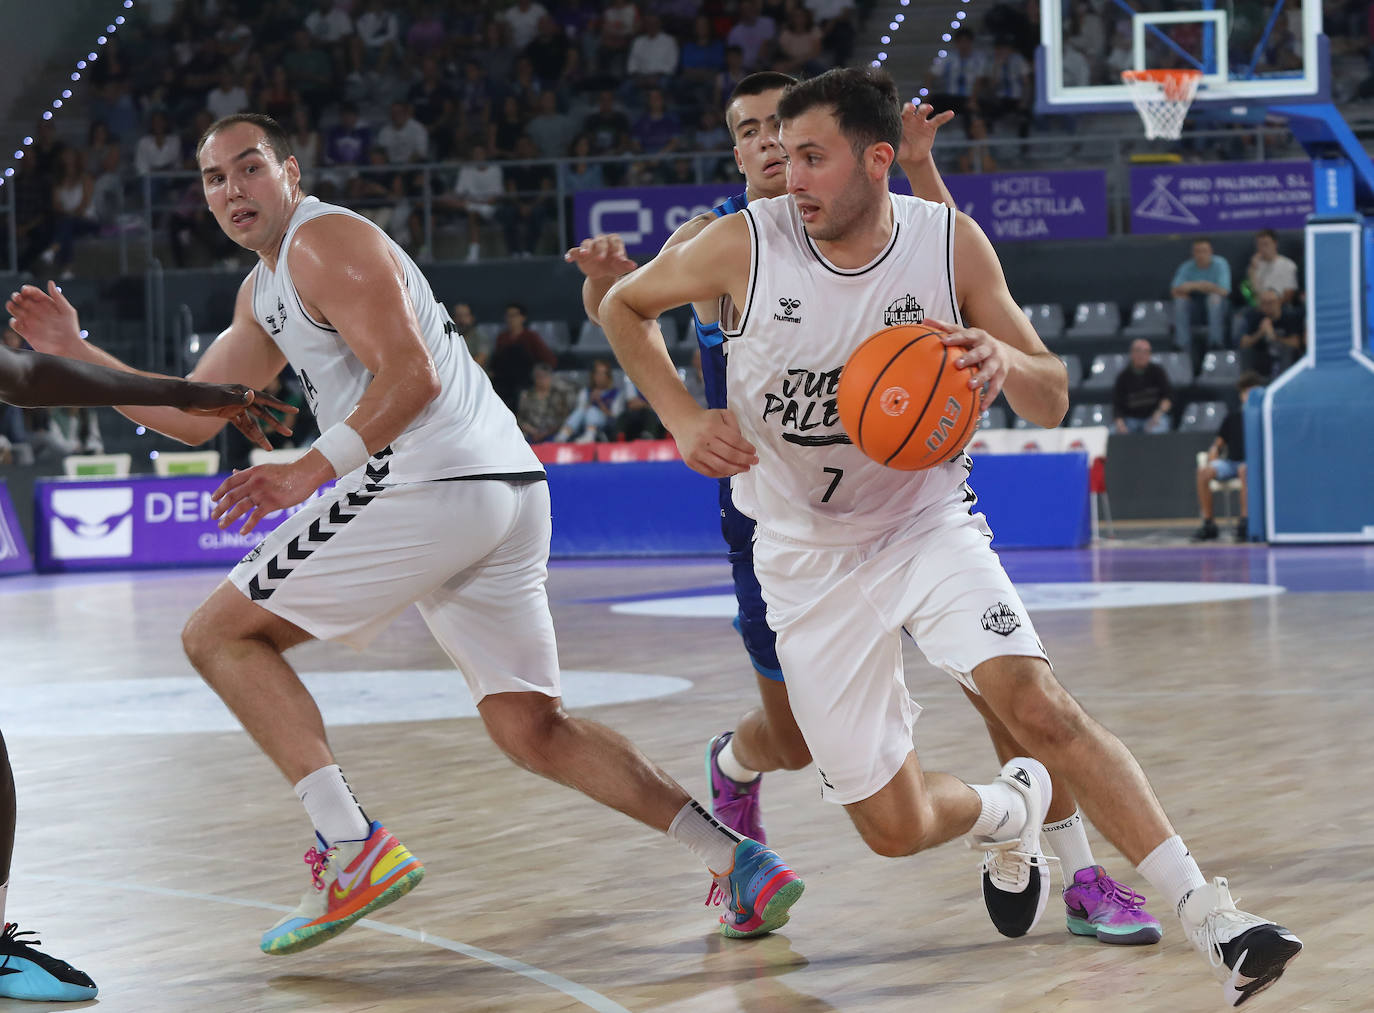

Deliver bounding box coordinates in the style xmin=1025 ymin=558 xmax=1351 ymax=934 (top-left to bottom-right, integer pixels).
xmin=1063 ymin=866 xmax=1163 ymax=945
xmin=707 ymin=839 xmax=804 ymax=939
xmin=706 ymin=731 xmax=766 ymax=844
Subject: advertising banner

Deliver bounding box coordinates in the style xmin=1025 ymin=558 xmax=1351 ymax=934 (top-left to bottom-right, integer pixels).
xmin=572 ymin=183 xmax=741 ymax=259
xmin=1129 ymin=160 xmax=1314 ymax=234
xmin=0 ymin=480 xmax=32 ymax=575
xmin=894 ymin=169 xmax=1108 ymax=241
xmin=33 ymin=475 xmax=333 ymax=573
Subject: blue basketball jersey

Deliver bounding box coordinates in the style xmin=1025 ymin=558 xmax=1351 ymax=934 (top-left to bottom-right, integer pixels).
xmin=693 ymin=192 xmax=749 ymax=410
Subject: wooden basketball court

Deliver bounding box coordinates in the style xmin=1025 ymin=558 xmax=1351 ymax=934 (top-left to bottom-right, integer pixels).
xmin=1 ymin=547 xmax=1369 ymax=1012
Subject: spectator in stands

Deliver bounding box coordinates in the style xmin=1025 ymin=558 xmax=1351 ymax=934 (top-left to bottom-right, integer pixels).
xmin=325 ymin=103 xmax=371 ymax=168
xmin=716 ymin=46 xmax=749 ymax=105
xmin=0 ymin=331 xmax=33 ymax=466
xmin=287 ymin=105 xmax=322 ymax=191
xmin=503 ymin=0 xmax=550 ymax=51
xmin=981 ymin=37 xmax=1033 ymax=139
xmin=445 ymin=143 xmax=504 ymax=262
xmin=776 ymin=7 xmax=825 ymax=77
xmin=353 ymin=0 xmax=400 ymax=71
xmin=489 ymin=303 xmax=557 ymax=411
xmin=1193 ymin=371 xmax=1265 ymax=541
xmin=1238 ymin=289 xmax=1305 ymax=378
xmin=559 ymin=134 xmax=605 ymax=192
xmin=1244 ymin=228 xmax=1299 ymax=305
xmin=627 ymin=13 xmax=681 ymax=87
xmin=38 ymin=148 xmax=100 ymax=279
xmin=617 ymin=377 xmax=667 ymax=441
xmin=452 ymin=302 xmax=493 ymax=367
xmin=508 ymin=57 xmax=545 ymax=115
xmin=634 ymin=89 xmax=682 ymax=154
xmin=258 ymin=65 xmax=297 ymax=123
xmin=490 ymin=96 xmax=531 ymax=160
xmin=206 ymin=68 xmax=252 ymax=122
xmin=376 ymin=102 xmax=429 ymax=164
xmin=599 ymin=0 xmax=640 ymax=74
xmin=1171 ymin=237 xmax=1231 ymax=360
xmin=927 ymin=29 xmax=986 ymax=120
xmin=305 ymin=0 xmax=353 ymax=47
xmin=957 ymin=115 xmax=999 ymax=174
xmin=283 ymin=27 xmax=335 ymax=115
xmin=557 ymin=359 xmax=625 ymax=443
xmin=728 ymin=0 xmax=777 ymax=70
xmin=518 ymin=363 xmax=577 ymax=443
xmin=526 ymin=15 xmax=571 ymax=86
xmin=89 ymin=143 xmax=125 ymax=228
xmin=406 ymin=4 xmax=448 ymax=57
xmin=135 ymin=112 xmax=182 ymax=175
xmin=457 ymin=59 xmax=495 ymax=130
xmin=815 ymin=1 xmax=857 ymax=66
xmin=410 ymin=57 xmax=456 ymax=148
xmin=478 ymin=19 xmax=519 ymax=85
xmin=527 ymin=90 xmax=579 ymax=159
xmin=583 ymin=90 xmax=633 ymax=155
xmin=1113 ymin=338 xmax=1173 ymax=434
xmin=499 ymin=135 xmax=556 ymax=256
xmin=681 ymin=14 xmax=727 ymax=83
xmin=85 ymin=123 xmax=117 ymax=179
xmin=25 ymin=407 xmax=103 ymax=462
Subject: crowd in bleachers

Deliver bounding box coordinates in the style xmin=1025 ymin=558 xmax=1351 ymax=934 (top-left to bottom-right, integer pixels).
xmin=10 ymin=0 xmax=867 ymax=274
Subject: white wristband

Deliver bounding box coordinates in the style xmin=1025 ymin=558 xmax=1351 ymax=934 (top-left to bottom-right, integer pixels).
xmin=311 ymin=422 xmax=369 ymax=478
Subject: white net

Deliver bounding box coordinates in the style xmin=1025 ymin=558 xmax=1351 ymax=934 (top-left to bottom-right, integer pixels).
xmin=1121 ymin=69 xmax=1202 ymax=140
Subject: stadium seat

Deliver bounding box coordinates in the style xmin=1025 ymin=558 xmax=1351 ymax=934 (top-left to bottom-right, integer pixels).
xmin=1081 ymin=352 xmax=1128 ymax=392
xmin=1066 ymin=301 xmax=1121 ymax=338
xmin=1061 ymin=354 xmax=1083 ymax=389
xmin=1122 ymin=300 xmax=1171 ymax=338
xmin=1199 ymin=350 xmax=1241 ymax=385
xmin=978 ymin=404 xmax=1009 ymax=430
xmin=1021 ymin=303 xmax=1065 ymax=339
xmin=153 ymin=451 xmax=220 ymax=476
xmin=1179 ymin=400 xmax=1228 ymax=432
xmin=529 ymin=320 xmax=572 ymax=351
xmin=1012 ymin=415 xmax=1041 ymax=430
xmin=531 ymin=442 xmax=596 ymax=464
xmin=577 ymin=320 xmax=613 ymax=352
xmin=598 ymin=439 xmax=680 ymax=463
xmin=1196 ymin=450 xmax=1243 ymax=519
xmin=62 ymin=453 xmax=131 ymax=478
xmin=1068 ymin=403 xmax=1110 ymax=427
xmin=1157 ymin=351 xmax=1193 ymax=388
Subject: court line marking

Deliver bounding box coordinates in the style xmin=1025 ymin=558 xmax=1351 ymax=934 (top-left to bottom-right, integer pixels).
xmin=27 ymin=872 xmax=632 ymax=1013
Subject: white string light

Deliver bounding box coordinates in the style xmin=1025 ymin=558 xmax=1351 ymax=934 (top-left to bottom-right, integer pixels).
xmin=918 ymin=0 xmax=976 ymax=101
xmin=0 ymin=3 xmax=133 ymax=188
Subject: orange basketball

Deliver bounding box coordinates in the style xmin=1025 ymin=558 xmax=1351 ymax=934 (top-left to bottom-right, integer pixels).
xmin=837 ymin=324 xmax=980 ymax=471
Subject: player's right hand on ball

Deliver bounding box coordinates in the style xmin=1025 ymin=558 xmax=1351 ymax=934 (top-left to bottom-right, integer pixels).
xmin=672 ymin=407 xmax=758 ymax=478
xmin=565 ymin=234 xmax=637 ymax=280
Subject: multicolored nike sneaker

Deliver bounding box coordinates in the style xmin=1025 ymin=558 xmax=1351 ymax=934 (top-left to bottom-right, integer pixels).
xmin=706 ymin=731 xmax=766 ymax=844
xmin=261 ymin=820 xmax=424 ymax=955
xmin=707 ymin=839 xmax=804 ymax=939
xmin=1063 ymin=866 xmax=1163 ymax=944
xmin=0 ymin=923 xmax=97 ymax=1001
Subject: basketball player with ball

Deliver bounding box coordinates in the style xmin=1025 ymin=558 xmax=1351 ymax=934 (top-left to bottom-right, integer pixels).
xmin=576 ymin=73 xmax=1165 ymax=951
xmin=599 ymin=67 xmax=1300 ymax=1006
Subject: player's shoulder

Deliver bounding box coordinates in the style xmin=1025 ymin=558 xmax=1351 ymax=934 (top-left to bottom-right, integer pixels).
xmin=663 ymin=211 xmax=719 ymax=249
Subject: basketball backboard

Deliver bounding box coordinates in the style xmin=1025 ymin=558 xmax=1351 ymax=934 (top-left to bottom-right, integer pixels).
xmin=1037 ymin=0 xmax=1327 ymax=114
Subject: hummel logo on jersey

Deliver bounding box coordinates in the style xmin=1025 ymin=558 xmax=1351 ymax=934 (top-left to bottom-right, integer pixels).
xmin=1011 ymin=767 xmax=1032 ymax=789
xmin=264 ymin=297 xmax=288 ymax=335
xmin=981 ymin=602 xmax=1021 ymax=636
xmin=884 ymin=294 xmax=925 ymax=326
xmin=774 ymin=297 xmax=802 ymax=323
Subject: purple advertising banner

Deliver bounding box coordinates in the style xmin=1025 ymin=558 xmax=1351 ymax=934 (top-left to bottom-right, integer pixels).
xmin=573 ymin=183 xmax=742 ymax=259
xmin=1129 ymin=160 xmax=1314 ymax=234
xmin=575 ymin=171 xmax=1107 ymax=255
xmin=893 ymin=169 xmax=1108 ymax=241
xmin=34 ymin=475 xmax=334 ymax=574
xmin=0 ymin=480 xmax=33 ymax=575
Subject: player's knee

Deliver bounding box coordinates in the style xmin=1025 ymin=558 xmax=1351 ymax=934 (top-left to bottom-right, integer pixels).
xmin=857 ymin=806 xmax=936 ymax=858
xmin=774 ymin=736 xmax=812 ymax=772
xmin=1001 ymin=671 xmax=1085 ymax=752
xmin=482 ymin=694 xmax=566 ymax=775
xmin=180 ymin=609 xmax=217 ymax=674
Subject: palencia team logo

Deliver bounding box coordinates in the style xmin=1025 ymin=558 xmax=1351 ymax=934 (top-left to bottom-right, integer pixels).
xmin=981 ymin=602 xmax=1021 ymax=636
xmin=884 ymin=294 xmax=924 ymax=326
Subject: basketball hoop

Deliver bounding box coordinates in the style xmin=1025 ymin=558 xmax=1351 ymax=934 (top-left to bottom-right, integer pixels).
xmin=1120 ymin=69 xmax=1202 ymax=140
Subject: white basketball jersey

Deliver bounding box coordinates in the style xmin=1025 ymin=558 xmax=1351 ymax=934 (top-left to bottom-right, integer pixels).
xmin=250 ymin=197 xmax=539 ymax=484
xmin=726 ymin=192 xmax=970 ymax=546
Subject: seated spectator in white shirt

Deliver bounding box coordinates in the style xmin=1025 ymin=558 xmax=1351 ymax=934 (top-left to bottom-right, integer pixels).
xmin=1246 ymin=228 xmax=1299 ymax=305
xmin=375 ymin=102 xmax=429 ymax=164
xmin=205 ymin=70 xmax=250 ymax=122
xmin=627 ymin=14 xmax=680 ymax=86
xmin=304 ymin=0 xmax=353 ymax=44
xmin=135 ymin=111 xmax=182 ymax=174
xmin=441 ymin=144 xmax=505 ymax=262
xmin=502 ymin=0 xmax=549 ymax=50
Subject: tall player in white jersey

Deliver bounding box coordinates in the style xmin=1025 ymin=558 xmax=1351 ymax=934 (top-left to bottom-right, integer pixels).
xmin=8 ymin=113 xmax=804 ymax=954
xmin=600 ymin=69 xmax=1301 ymax=1006
xmin=573 ymin=74 xmax=1164 ymax=947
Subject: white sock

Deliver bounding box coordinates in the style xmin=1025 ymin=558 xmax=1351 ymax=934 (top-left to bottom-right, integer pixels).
xmin=970 ymin=781 xmax=1027 ymax=839
xmin=1043 ymin=810 xmax=1097 ymax=879
xmin=668 ymin=800 xmax=743 ymax=875
xmin=294 ymin=764 xmax=371 ymax=847
xmin=1136 ymin=835 xmax=1206 ymax=916
xmin=716 ymin=735 xmax=759 ymax=783
xmin=0 ymin=879 xmax=7 ymax=928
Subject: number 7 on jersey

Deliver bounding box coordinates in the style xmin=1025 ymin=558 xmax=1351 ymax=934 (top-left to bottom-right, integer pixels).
xmin=820 ymin=466 xmax=844 ymax=503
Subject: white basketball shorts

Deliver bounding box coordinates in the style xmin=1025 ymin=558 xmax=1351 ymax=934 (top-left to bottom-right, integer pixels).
xmin=229 ymin=476 xmax=560 ymax=702
xmin=752 ymin=493 xmax=1048 ymax=805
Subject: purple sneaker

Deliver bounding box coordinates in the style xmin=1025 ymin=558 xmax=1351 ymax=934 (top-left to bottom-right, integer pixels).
xmin=705 ymin=731 xmax=766 ymax=844
xmin=1064 ymin=866 xmax=1163 ymax=945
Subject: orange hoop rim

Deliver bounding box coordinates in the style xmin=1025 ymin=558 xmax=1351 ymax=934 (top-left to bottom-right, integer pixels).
xmin=1121 ymin=68 xmax=1203 ymax=101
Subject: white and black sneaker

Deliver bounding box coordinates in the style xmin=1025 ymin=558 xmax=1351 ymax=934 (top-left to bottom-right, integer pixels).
xmin=975 ymin=757 xmax=1055 ymax=938
xmin=1180 ymin=877 xmax=1302 ymax=1007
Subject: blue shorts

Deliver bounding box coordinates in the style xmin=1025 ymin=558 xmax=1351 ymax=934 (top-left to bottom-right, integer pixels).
xmin=1212 ymin=458 xmax=1242 ymax=481
xmin=719 ymin=479 xmax=784 ymax=681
